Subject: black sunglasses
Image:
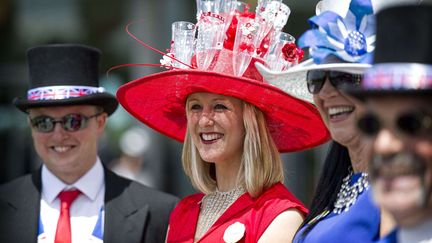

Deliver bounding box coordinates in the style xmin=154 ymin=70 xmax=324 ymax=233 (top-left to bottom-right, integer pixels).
xmin=306 ymin=70 xmax=362 ymax=94
xmin=357 ymin=110 xmax=432 ymax=137
xmin=30 ymin=112 xmax=102 ymax=133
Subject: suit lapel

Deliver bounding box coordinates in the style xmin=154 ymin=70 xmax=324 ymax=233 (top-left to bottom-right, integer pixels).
xmin=103 ymin=169 xmax=149 ymax=243
xmin=5 ymin=170 xmax=42 ymax=242
xmin=29 ymin=171 xmax=42 ymax=242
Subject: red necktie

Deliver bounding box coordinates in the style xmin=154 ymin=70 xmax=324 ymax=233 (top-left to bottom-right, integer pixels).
xmin=55 ymin=190 xmax=81 ymax=243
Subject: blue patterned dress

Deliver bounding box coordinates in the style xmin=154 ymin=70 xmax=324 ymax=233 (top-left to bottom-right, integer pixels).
xmin=294 ymin=173 xmax=382 ymax=243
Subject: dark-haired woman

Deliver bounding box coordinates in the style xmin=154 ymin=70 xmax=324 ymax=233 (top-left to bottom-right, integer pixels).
xmin=256 ymin=0 xmax=396 ymax=241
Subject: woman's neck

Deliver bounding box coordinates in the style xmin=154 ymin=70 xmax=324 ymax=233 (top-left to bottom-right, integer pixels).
xmin=214 ymin=159 xmax=242 ymax=192
xmin=347 ymin=139 xmax=372 ymax=173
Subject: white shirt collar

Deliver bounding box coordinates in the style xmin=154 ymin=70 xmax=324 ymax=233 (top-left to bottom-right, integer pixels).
xmin=42 ymin=158 xmax=105 ymax=204
xmin=399 ymin=217 xmax=432 ymax=243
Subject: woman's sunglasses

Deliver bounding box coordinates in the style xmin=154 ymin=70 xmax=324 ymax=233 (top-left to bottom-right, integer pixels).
xmin=30 ymin=112 xmax=102 ymax=133
xmin=306 ymin=70 xmax=362 ymax=94
xmin=357 ymin=110 xmax=432 ymax=137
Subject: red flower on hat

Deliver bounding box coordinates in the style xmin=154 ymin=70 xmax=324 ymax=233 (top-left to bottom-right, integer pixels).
xmin=282 ymin=43 xmax=304 ymax=63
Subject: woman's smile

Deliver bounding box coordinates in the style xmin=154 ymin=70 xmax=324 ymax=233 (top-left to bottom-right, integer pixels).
xmin=200 ymin=132 xmax=224 ymax=144
xmin=327 ymin=106 xmax=355 ymax=122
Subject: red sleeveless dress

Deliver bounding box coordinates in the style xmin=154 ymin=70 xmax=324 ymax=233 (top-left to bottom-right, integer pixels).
xmin=167 ymin=182 xmax=308 ymax=243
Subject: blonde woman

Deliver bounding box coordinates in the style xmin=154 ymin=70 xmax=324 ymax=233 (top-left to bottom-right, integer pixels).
xmin=117 ymin=1 xmax=330 ymax=241
xmin=118 ymin=63 xmax=329 ymax=242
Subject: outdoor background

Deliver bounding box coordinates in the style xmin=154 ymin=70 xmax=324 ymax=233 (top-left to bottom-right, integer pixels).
xmin=0 ymin=0 xmax=329 ymax=205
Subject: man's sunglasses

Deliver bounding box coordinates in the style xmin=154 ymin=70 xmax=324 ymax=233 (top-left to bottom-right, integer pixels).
xmin=306 ymin=70 xmax=362 ymax=94
xmin=30 ymin=112 xmax=102 ymax=133
xmin=357 ymin=110 xmax=432 ymax=137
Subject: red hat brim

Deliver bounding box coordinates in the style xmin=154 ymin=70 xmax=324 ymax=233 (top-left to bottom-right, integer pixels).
xmin=117 ymin=69 xmax=330 ymax=153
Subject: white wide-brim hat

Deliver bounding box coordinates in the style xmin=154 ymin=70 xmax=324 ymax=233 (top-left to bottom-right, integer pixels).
xmin=255 ymin=0 xmax=384 ymax=103
xmin=255 ymin=60 xmax=371 ymax=104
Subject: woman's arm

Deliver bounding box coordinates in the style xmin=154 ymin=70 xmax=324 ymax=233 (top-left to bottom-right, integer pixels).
xmin=258 ymin=209 xmax=304 ymax=243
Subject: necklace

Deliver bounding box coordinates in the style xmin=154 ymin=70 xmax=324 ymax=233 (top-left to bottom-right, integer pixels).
xmin=195 ymin=186 xmax=245 ymax=240
xmin=333 ymin=168 xmax=369 ymax=214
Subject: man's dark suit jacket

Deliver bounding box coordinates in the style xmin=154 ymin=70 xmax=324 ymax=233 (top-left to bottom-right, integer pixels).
xmin=0 ymin=167 xmax=179 ymax=243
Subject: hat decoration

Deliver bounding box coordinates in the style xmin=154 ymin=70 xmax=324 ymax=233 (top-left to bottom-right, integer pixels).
xmin=346 ymin=3 xmax=432 ymax=98
xmin=362 ymin=63 xmax=432 ymax=91
xmin=14 ymin=44 xmax=118 ymax=115
xmin=255 ymin=0 xmax=376 ymax=103
xmin=154 ymin=0 xmax=305 ymax=73
xmin=116 ymin=0 xmax=331 ymax=153
xmin=299 ymin=0 xmax=376 ymax=64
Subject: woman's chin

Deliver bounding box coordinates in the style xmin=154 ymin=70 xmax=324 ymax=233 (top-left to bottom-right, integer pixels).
xmin=330 ymin=129 xmax=357 ymax=146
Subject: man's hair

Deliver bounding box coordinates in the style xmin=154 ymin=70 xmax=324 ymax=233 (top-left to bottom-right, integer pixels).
xmin=182 ymin=101 xmax=284 ymax=197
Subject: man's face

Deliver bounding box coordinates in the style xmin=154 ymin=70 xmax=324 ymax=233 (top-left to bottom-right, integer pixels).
xmin=28 ymin=105 xmax=107 ymax=184
xmin=361 ymin=96 xmax=432 ymax=226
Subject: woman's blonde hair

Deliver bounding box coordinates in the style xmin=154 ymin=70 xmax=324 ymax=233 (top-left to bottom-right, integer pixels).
xmin=182 ymin=101 xmax=284 ymax=198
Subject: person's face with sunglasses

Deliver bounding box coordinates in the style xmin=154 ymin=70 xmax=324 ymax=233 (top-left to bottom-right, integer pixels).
xmin=309 ymin=70 xmax=365 ymax=148
xmin=359 ymin=96 xmax=432 ymax=226
xmin=28 ymin=105 xmax=107 ymax=184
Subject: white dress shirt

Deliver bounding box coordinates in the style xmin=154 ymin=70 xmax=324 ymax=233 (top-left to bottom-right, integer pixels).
xmin=39 ymin=158 xmax=105 ymax=243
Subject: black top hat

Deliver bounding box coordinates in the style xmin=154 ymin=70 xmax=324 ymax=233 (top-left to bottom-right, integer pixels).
xmin=347 ymin=4 xmax=432 ymax=98
xmin=13 ymin=44 xmax=118 ymax=115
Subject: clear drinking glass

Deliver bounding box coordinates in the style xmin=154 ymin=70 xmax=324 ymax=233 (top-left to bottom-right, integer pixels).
xmin=273 ymin=3 xmax=290 ymax=32
xmin=263 ymin=32 xmax=296 ymax=71
xmin=219 ymin=0 xmax=237 ymax=33
xmin=171 ymin=21 xmax=196 ymax=69
xmin=254 ymin=0 xmax=283 ymax=43
xmin=232 ymin=16 xmax=261 ymax=76
xmin=195 ymin=16 xmax=225 ymax=70
xmin=196 ymin=0 xmax=218 ymax=21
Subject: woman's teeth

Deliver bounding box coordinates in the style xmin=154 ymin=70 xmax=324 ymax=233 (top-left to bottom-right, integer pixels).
xmin=328 ymin=106 xmax=354 ymax=117
xmin=201 ymin=133 xmax=223 ymax=141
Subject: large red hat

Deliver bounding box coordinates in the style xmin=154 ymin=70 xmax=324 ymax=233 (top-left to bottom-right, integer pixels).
xmin=117 ymin=51 xmax=329 ymax=152
xmin=117 ymin=1 xmax=330 ymax=152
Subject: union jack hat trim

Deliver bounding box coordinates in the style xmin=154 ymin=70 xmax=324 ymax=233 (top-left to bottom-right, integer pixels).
xmin=27 ymin=85 xmax=106 ymax=101
xmin=363 ymin=63 xmax=432 ymax=91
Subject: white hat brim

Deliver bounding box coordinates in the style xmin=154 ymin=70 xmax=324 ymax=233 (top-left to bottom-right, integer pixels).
xmin=255 ymin=59 xmax=371 ymax=104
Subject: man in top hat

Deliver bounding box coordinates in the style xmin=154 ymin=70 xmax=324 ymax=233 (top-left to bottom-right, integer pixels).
xmin=348 ymin=3 xmax=432 ymax=243
xmin=0 ymin=44 xmax=179 ymax=243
